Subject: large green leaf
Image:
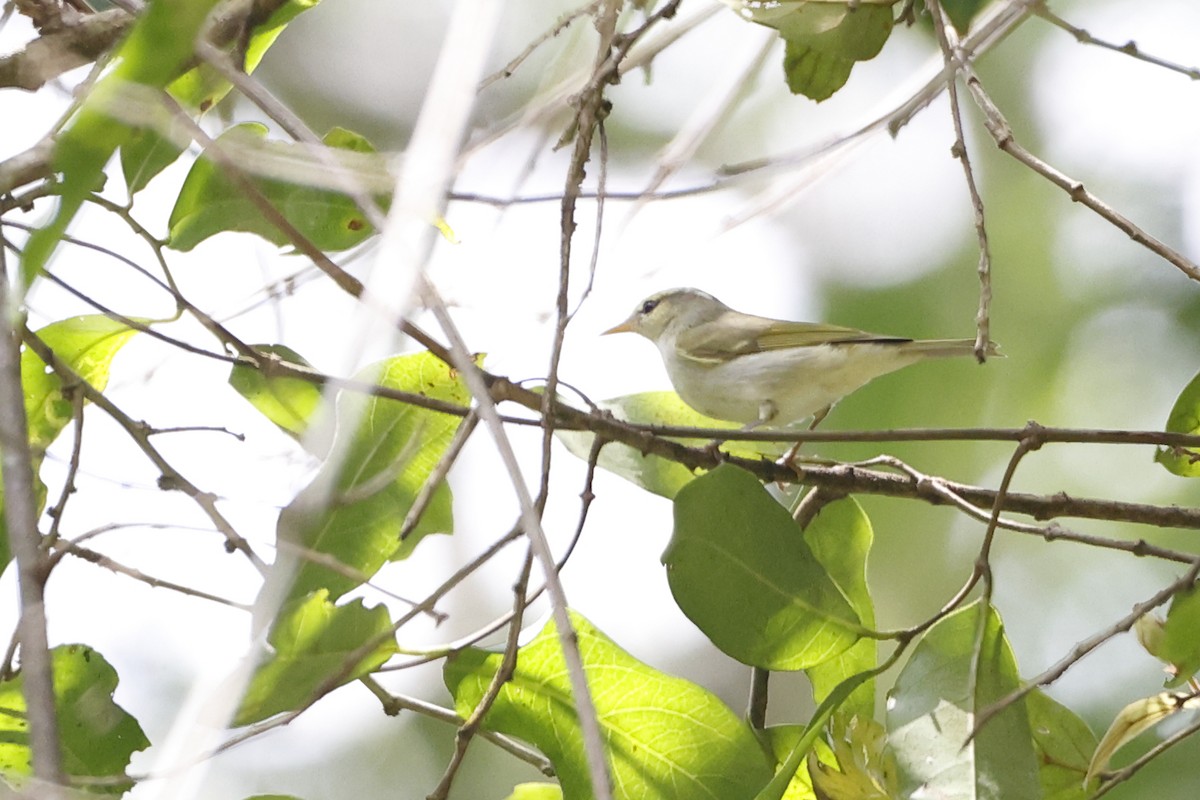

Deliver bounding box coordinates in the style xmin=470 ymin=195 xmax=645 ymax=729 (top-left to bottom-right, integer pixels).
xmin=229 ymin=344 xmax=324 ymax=446
xmin=236 ymin=591 xmax=397 ymax=725
xmin=886 ymin=600 xmax=1040 ymax=800
xmin=1157 ymin=368 xmax=1200 ymax=475
xmin=665 ymin=464 xmax=861 ymax=670
xmin=557 ymin=391 xmax=784 ymax=499
xmin=1027 ymin=689 xmax=1097 ymax=800
xmin=801 ymin=497 xmax=876 ymax=721
xmin=278 ymin=351 xmax=472 ymax=603
xmin=121 ymin=0 xmax=325 ymax=195
xmin=0 ymin=317 xmax=141 ymax=572
xmin=0 ymin=645 xmax=149 ymax=794
xmin=444 ymin=611 xmax=773 ymax=800
xmin=22 ymin=0 xmax=224 ymax=280
xmin=168 ymin=124 xmax=383 ymax=252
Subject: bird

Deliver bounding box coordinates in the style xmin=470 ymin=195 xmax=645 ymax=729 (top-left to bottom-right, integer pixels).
xmin=603 ymin=287 xmax=999 ymax=430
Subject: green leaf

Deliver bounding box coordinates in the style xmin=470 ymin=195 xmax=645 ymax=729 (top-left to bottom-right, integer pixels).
xmin=0 ymin=644 xmax=149 ymax=794
xmin=444 ymin=611 xmax=773 ymax=800
xmin=23 ymin=316 xmax=142 ymax=453
xmin=1159 ymin=584 xmax=1200 ymax=685
xmin=771 ymin=3 xmax=893 ymax=61
xmin=886 ymin=600 xmax=1040 ymax=800
xmin=121 ymin=128 xmax=188 ymax=197
xmin=1027 ymin=689 xmax=1097 ymax=800
xmin=666 ymin=464 xmax=861 ymax=670
xmin=556 ymin=391 xmax=784 ymax=499
xmin=725 ymin=1 xmax=894 ymax=101
xmin=938 ymin=0 xmax=990 ymax=35
xmin=121 ymin=0 xmax=324 ymax=194
xmin=1156 ymin=368 xmax=1200 ymax=475
xmin=801 ymin=497 xmax=876 ymax=721
xmin=759 ymin=725 xmax=820 ymax=800
xmin=229 ymin=345 xmax=324 ymax=444
xmin=782 ymin=41 xmax=856 ymax=102
xmin=504 ymin=785 xmax=564 ymax=800
xmin=21 ymin=0 xmax=224 ymax=280
xmin=236 ymin=590 xmax=397 ymax=725
xmin=168 ymin=123 xmax=382 ymax=252
xmin=279 ymin=351 xmax=472 ymax=603
xmin=1 ymin=316 xmax=141 ymax=573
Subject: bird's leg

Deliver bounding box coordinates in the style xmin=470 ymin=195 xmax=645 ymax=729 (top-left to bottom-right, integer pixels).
xmin=782 ymin=404 xmax=831 ymax=467
xmin=705 ymin=401 xmax=776 ymax=459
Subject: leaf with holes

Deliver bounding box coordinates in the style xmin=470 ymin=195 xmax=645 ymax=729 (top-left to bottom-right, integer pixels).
xmin=0 ymin=645 xmax=149 ymax=794
xmin=168 ymin=124 xmax=385 ymax=252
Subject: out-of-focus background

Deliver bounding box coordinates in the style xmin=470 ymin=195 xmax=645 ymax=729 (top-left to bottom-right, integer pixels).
xmin=5 ymin=1 xmax=1200 ymax=797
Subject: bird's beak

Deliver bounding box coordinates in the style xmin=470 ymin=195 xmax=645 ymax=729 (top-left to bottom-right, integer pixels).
xmin=602 ymin=314 xmax=638 ymax=336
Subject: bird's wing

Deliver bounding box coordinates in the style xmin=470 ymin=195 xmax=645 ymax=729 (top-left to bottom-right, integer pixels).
xmin=676 ymin=314 xmax=910 ymax=364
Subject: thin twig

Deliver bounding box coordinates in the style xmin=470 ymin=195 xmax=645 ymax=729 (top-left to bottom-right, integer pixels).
xmin=927 ymin=0 xmax=993 ymax=357
xmin=479 ymin=0 xmax=601 ymax=89
xmin=357 ymin=677 xmax=555 ymax=777
xmin=1092 ymin=712 xmax=1200 ymax=797
xmin=1029 ymin=0 xmax=1200 ymax=81
xmin=959 ymin=59 xmax=1200 ymax=282
xmin=20 ymin=330 xmax=267 ymax=573
xmin=428 ymin=547 xmax=535 ymax=800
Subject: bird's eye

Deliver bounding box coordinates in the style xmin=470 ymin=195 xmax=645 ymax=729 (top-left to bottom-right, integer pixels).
xmin=640 ymin=299 xmax=659 ymax=315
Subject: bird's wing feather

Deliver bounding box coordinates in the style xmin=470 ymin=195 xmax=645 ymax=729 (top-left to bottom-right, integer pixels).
xmin=675 ymin=313 xmax=910 ymax=363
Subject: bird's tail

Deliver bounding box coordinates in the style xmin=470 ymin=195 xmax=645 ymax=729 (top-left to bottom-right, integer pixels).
xmin=900 ymin=338 xmax=1003 ymax=360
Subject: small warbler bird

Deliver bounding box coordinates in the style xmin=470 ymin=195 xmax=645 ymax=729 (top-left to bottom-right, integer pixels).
xmin=604 ymin=288 xmax=999 ymax=428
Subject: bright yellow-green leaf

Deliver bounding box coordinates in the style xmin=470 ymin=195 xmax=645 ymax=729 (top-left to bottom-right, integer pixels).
xmin=22 ymin=316 xmax=142 ymax=453
xmin=229 ymin=344 xmax=324 ymax=445
xmin=236 ymin=591 xmax=397 ymax=726
xmin=1 ymin=316 xmax=141 ymax=572
xmin=445 ymin=611 xmax=772 ymax=800
xmin=504 ymin=784 xmax=563 ymax=800
xmin=278 ymin=351 xmax=473 ymax=603
xmin=0 ymin=645 xmax=149 ymax=794
xmin=556 ymin=391 xmax=784 ymax=499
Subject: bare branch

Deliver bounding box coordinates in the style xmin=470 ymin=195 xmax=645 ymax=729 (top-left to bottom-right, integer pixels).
xmin=0 ymin=223 xmax=66 ymax=796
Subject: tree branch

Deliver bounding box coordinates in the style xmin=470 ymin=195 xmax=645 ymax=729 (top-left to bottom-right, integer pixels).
xmin=0 ymin=231 xmax=66 ymax=796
